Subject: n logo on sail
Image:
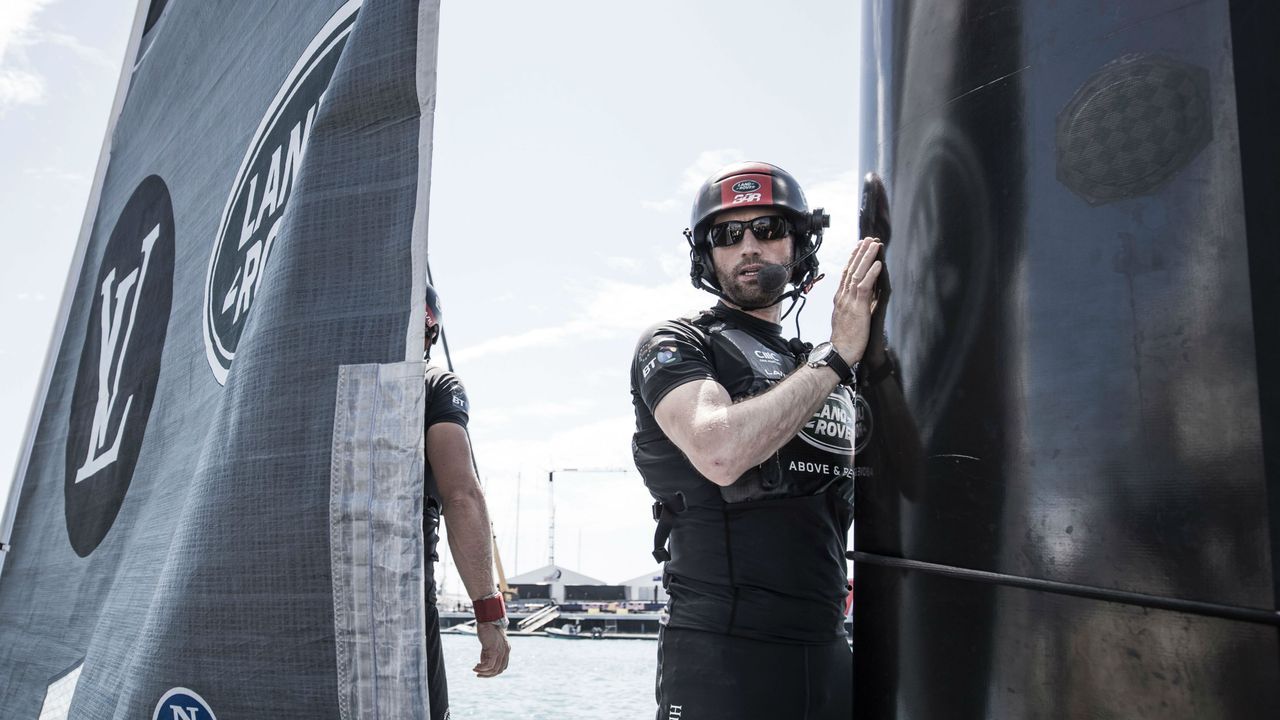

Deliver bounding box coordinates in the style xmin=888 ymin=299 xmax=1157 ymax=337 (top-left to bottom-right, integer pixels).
xmin=152 ymin=688 xmax=217 ymax=720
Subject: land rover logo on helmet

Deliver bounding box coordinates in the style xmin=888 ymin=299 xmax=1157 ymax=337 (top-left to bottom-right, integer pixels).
xmin=732 ymin=179 xmax=761 ymax=193
xmin=799 ymin=391 xmax=858 ymax=455
xmin=202 ymin=0 xmax=360 ymax=384
xmin=65 ymin=175 xmax=174 ymax=557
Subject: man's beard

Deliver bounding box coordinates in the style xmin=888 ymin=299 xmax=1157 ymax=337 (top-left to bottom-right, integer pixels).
xmin=715 ymin=256 xmax=790 ymax=309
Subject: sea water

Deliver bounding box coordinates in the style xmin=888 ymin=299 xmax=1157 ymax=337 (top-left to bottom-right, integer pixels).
xmin=442 ymin=633 xmax=657 ymax=719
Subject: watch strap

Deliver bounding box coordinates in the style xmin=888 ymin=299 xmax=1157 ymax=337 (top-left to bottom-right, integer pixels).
xmin=810 ymin=342 xmax=854 ymax=384
xmin=826 ymin=348 xmax=854 ymax=384
xmin=473 ymin=591 xmax=506 ymax=623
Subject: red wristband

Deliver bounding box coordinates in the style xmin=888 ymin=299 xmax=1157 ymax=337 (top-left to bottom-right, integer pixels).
xmin=472 ymin=593 xmax=506 ymax=623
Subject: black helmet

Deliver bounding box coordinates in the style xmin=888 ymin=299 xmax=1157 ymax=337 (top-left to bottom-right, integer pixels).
xmin=424 ymin=283 xmax=444 ymax=353
xmin=684 ymin=161 xmax=828 ymax=291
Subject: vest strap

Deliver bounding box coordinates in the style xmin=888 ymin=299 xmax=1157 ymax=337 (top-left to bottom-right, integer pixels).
xmin=650 ymin=495 xmax=687 ymax=563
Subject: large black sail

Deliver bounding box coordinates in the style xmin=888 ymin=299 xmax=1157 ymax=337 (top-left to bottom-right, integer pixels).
xmin=0 ymin=1 xmax=442 ymax=717
xmin=854 ymin=0 xmax=1280 ymax=717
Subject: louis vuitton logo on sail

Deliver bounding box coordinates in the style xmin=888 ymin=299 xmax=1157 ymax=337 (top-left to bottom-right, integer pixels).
xmin=73 ymin=223 xmax=160 ymax=483
xmin=64 ymin=175 xmax=175 ymax=557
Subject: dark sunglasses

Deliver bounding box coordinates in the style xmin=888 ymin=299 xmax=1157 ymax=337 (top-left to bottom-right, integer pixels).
xmin=707 ymin=215 xmax=791 ymax=247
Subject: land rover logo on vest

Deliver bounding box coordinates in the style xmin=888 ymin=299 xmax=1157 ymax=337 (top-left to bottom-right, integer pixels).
xmin=64 ymin=175 xmax=174 ymax=557
xmin=153 ymin=687 xmax=217 ymax=720
xmin=203 ymin=0 xmax=360 ymax=383
xmin=799 ymin=391 xmax=859 ymax=455
xmin=732 ymin=179 xmax=761 ymax=193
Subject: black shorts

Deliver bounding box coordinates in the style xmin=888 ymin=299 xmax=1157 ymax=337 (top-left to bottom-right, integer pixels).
xmin=425 ymin=603 xmax=450 ymax=720
xmin=655 ymin=626 xmax=852 ymax=720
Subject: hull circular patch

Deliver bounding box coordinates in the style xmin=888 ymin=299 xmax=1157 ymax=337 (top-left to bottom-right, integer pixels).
xmin=64 ymin=175 xmax=175 ymax=557
xmin=202 ymin=0 xmax=361 ymax=384
xmin=1056 ymin=54 xmax=1210 ymax=205
xmin=153 ymin=688 xmax=217 ymax=720
xmin=799 ymin=391 xmax=857 ymax=454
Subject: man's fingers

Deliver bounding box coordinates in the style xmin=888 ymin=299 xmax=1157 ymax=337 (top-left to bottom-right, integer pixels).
xmin=485 ymin=643 xmax=509 ymax=677
xmin=489 ymin=641 xmax=507 ymax=677
xmin=857 ymin=261 xmax=884 ymax=295
xmin=474 ymin=641 xmax=497 ymax=674
xmin=851 ymin=242 xmax=882 ymax=290
xmin=842 ymin=237 xmax=873 ymax=294
xmin=473 ymin=635 xmax=510 ymax=677
xmin=839 ymin=239 xmax=862 ymax=292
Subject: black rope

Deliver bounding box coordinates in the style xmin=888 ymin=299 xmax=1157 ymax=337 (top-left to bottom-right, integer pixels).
xmin=850 ymin=551 xmax=1280 ymax=627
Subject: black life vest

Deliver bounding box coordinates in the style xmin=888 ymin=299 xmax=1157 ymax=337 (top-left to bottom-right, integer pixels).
xmin=631 ymin=306 xmax=857 ymax=642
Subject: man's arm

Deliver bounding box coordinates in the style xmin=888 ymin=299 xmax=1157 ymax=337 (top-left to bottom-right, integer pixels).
xmin=654 ymin=237 xmax=883 ymax=486
xmin=427 ymin=422 xmax=510 ymax=678
xmin=654 ymin=367 xmax=841 ymax=486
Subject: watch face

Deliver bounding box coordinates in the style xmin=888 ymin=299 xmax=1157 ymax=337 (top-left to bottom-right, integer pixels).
xmin=810 ymin=343 xmax=834 ymax=364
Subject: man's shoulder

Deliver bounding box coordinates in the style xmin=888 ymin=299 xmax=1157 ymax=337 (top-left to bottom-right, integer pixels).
xmin=634 ymin=310 xmax=716 ymax=354
xmin=424 ymin=364 xmax=464 ymax=391
xmin=424 ymin=363 xmax=470 ymax=420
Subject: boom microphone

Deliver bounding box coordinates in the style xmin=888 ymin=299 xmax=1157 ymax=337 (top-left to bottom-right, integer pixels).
xmin=757 ymin=263 xmax=791 ymax=295
xmin=757 ymin=236 xmax=822 ymax=296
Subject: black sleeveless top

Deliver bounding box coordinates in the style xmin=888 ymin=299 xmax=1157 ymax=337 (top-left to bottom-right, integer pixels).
xmin=630 ymin=304 xmax=856 ymax=643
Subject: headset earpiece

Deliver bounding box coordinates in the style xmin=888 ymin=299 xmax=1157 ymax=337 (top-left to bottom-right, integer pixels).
xmin=809 ymin=208 xmax=830 ymax=237
xmin=688 ymin=246 xmax=704 ymax=287
xmin=685 ymin=227 xmax=716 ymax=289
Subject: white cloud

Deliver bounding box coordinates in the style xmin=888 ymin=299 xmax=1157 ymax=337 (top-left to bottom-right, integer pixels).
xmin=458 ymin=167 xmax=865 ymax=365
xmin=471 ymin=413 xmax=638 ymax=477
xmin=23 ymin=165 xmax=87 ymax=183
xmin=0 ymin=67 xmax=43 ymax=105
xmin=0 ymin=0 xmax=107 ymax=112
xmin=805 ymin=168 xmax=862 ymax=259
xmin=678 ymin=149 xmax=746 ymax=193
xmin=453 ymin=274 xmax=705 ymax=364
xmin=642 ymin=148 xmax=746 ymax=213
xmin=0 ymin=0 xmax=54 ymax=58
xmin=36 ymin=29 xmax=114 ymax=71
xmin=639 ymin=198 xmax=678 ymax=212
xmin=602 ymin=255 xmax=641 ymax=272
xmin=475 ymin=398 xmax=595 ymax=427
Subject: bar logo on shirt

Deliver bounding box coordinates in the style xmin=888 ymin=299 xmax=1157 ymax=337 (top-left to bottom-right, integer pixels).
xmin=640 ymin=340 xmax=682 ymax=379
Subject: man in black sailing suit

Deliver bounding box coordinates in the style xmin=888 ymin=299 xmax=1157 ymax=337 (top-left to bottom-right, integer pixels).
xmin=630 ymin=162 xmax=883 ymax=720
xmin=420 ymin=284 xmax=509 ymax=720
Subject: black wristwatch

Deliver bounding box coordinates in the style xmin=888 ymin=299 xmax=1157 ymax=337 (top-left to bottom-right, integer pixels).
xmin=807 ymin=342 xmax=854 ymax=384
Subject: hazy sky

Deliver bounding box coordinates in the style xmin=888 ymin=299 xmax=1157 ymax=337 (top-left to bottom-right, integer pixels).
xmin=0 ymin=0 xmax=862 ymax=599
